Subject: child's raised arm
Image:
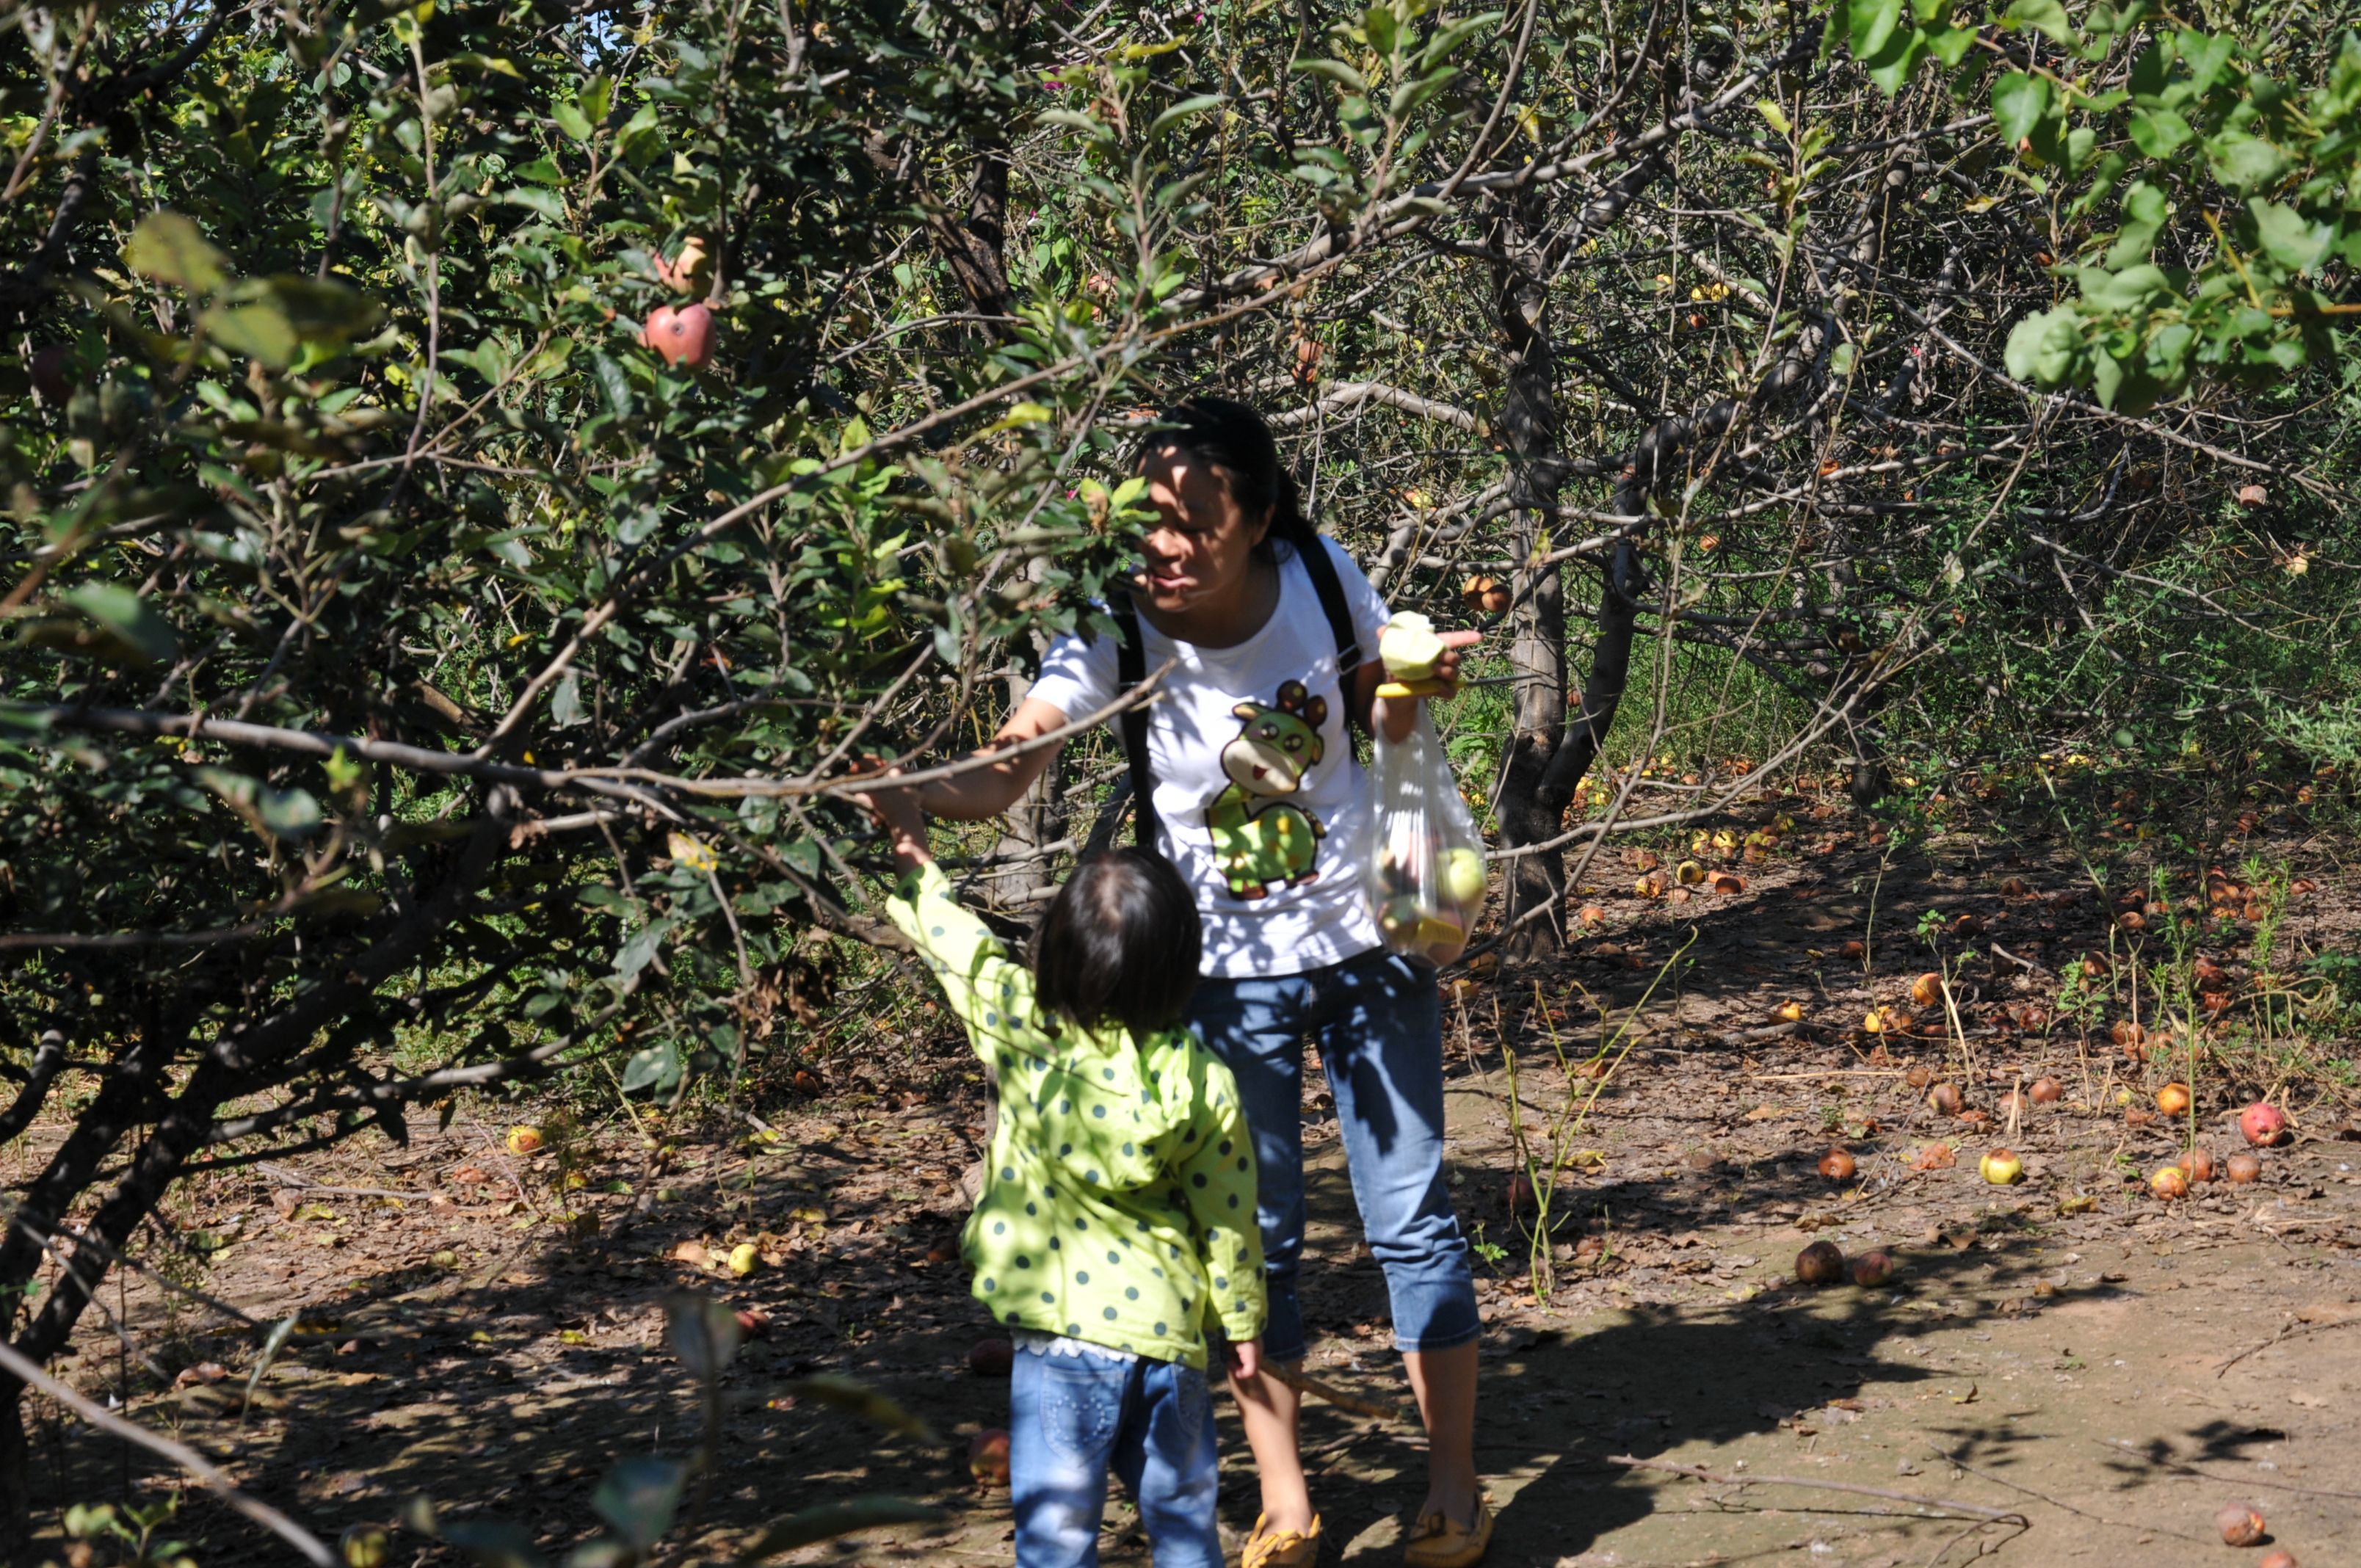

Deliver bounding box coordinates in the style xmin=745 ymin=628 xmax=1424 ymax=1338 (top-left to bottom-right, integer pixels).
xmin=860 ymin=777 xmax=1035 ymax=1063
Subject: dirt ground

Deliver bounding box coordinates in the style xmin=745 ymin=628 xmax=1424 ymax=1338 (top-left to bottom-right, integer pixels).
xmin=20 ymin=796 xmax=2361 ymax=1567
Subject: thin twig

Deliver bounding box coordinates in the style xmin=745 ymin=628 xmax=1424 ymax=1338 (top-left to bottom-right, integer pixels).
xmin=0 ymin=1337 xmax=338 ymax=1565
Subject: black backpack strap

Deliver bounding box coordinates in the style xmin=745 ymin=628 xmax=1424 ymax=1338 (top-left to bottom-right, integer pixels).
xmin=1109 ymin=592 xmax=1161 ymax=852
xmin=1296 ymin=536 xmax=1361 ymax=678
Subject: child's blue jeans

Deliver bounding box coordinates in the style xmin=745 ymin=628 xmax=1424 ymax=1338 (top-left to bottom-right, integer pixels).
xmin=1009 ymin=1346 xmax=1219 ymax=1568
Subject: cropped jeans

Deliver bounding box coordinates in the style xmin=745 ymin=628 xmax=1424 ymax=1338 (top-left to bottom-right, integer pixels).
xmin=1185 ymin=945 xmax=1479 ymax=1364
xmin=1009 ymin=1346 xmax=1220 ymax=1568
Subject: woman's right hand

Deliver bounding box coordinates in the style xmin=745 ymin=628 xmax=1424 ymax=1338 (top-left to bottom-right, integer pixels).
xmin=846 ymin=769 xmax=932 ymax=871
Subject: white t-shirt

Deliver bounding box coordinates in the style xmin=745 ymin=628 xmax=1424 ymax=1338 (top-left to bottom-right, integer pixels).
xmin=1029 ymin=539 xmax=1393 ymax=979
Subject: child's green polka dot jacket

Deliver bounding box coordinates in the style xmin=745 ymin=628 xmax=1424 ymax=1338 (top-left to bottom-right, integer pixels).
xmin=886 ymin=863 xmax=1265 ymax=1368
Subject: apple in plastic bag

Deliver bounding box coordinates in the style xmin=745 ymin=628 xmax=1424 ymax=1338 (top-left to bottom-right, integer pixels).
xmin=1439 ymin=846 xmax=1486 ymax=908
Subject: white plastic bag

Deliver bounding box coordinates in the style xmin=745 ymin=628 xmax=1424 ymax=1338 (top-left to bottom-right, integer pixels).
xmin=1366 ymin=709 xmax=1486 ymax=967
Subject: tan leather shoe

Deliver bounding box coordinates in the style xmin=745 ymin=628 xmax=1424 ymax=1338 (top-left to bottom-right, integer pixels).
xmin=1241 ymin=1511 xmax=1322 ymax=1568
xmin=1401 ymin=1496 xmax=1493 ymax=1568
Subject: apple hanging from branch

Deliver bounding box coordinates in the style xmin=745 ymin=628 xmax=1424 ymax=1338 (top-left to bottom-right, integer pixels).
xmin=641 ymin=302 xmax=716 ymax=369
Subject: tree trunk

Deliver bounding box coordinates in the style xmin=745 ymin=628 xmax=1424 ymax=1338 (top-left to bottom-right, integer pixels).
xmin=1489 ymin=201 xmax=1570 ymax=958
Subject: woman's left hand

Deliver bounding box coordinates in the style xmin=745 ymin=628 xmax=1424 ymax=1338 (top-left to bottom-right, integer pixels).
xmin=1373 ymin=629 xmax=1480 ymax=743
xmin=1425 ymin=629 xmax=1481 ymax=700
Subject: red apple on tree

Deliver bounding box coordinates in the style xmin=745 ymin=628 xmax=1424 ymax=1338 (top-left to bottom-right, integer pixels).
xmin=641 ymin=302 xmax=716 ymax=369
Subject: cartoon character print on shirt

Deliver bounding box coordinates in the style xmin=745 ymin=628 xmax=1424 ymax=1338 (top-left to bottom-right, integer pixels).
xmin=1205 ymin=679 xmax=1329 ymax=899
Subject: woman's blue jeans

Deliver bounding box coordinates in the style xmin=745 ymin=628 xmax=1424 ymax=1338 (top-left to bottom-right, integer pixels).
xmin=1010 ymin=1349 xmax=1220 ymax=1568
xmin=1186 ymin=945 xmax=1479 ymax=1363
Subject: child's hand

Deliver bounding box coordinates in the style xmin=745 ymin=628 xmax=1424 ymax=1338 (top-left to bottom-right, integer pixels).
xmin=1226 ymin=1337 xmax=1263 ymax=1383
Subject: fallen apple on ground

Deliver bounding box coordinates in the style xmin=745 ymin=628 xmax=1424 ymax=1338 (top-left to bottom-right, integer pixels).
xmin=1794 ymin=1240 xmax=1845 ymax=1286
xmin=1849 ymin=1249 xmax=1894 ymax=1288
xmin=1979 ymin=1148 xmax=2024 ymax=1186
xmin=2225 ymin=1151 xmax=2263 ymax=1183
xmin=728 ymin=1242 xmax=761 ymax=1277
xmin=1910 ymin=971 xmax=1943 ymax=1008
xmin=2216 ymin=1502 xmax=2266 ymax=1547
xmin=341 ymin=1525 xmax=393 ymax=1568
xmin=968 ymin=1337 xmax=1014 ymax=1377
xmin=2241 ymin=1102 xmax=2290 ymax=1147
xmin=2155 ymin=1082 xmax=2191 ymax=1117
xmin=2028 ymin=1077 xmax=2063 ymax=1104
xmin=1926 ymin=1081 xmax=1964 ymax=1117
xmin=1818 ymin=1148 xmax=1856 ymax=1182
xmin=506 ymin=1125 xmax=543 ymax=1156
xmin=969 ymin=1428 xmax=1012 ymax=1488
xmin=2179 ymin=1147 xmax=2217 ymax=1183
xmin=2150 ymin=1166 xmax=2189 ymax=1199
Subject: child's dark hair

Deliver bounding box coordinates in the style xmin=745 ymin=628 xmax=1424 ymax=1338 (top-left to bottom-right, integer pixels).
xmin=1139 ymin=396 xmax=1319 ymax=565
xmin=1034 ymin=849 xmax=1203 ymax=1042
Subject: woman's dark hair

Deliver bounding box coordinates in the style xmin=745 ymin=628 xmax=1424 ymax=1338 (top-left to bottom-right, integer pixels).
xmin=1140 ymin=395 xmax=1319 ymax=563
xmin=1033 ymin=848 xmax=1203 ymax=1042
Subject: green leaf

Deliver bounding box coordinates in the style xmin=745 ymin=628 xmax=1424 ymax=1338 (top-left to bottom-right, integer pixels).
xmin=200 ymin=302 xmax=299 ymax=367
xmin=1925 ymin=25 xmax=1977 ymax=66
xmin=552 ymin=98 xmax=593 ymax=142
xmin=1991 ymin=72 xmax=2053 ymax=145
xmin=592 ymin=1456 xmax=686 ymax=1551
xmin=620 ymin=1042 xmax=681 ymax=1094
xmin=1847 ymin=0 xmax=1905 ymax=61
xmin=664 ymin=1292 xmax=742 ymax=1380
xmin=1865 ymin=32 xmax=1926 ymax=95
xmin=124 ymin=212 xmax=228 ymax=293
xmin=591 ymin=351 xmax=635 ymax=418
xmin=2001 ymin=0 xmax=2074 ymax=47
xmin=2179 ymin=29 xmax=2235 ymax=94
xmin=1294 ymin=58 xmax=1368 ymax=93
xmin=2248 ymin=199 xmax=2335 ymax=274
xmin=2127 ymin=107 xmax=2191 ymax=158
xmin=62 ymin=583 xmax=179 ymax=663
xmin=2208 ymin=130 xmax=2287 ymax=193
xmin=2079 ymin=263 xmax=2172 ymax=311
xmin=1147 ymin=95 xmax=1224 ymax=141
xmin=2090 ymin=346 xmax=2125 ymax=407
xmin=778 ymin=1374 xmax=943 ymax=1446
xmin=2003 ymin=307 xmax=2081 ymax=386
xmin=244 ymin=1314 xmax=300 ymax=1417
xmin=736 ymin=1498 xmax=947 ymax=1564
xmin=1755 ymin=99 xmax=1791 ymax=135
xmin=195 ymin=768 xmax=324 ymax=840
xmin=2106 ymin=181 xmax=2171 ymax=269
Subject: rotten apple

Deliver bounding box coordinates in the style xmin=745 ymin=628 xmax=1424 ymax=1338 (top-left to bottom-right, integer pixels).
xmin=1794 ymin=1240 xmax=1846 ymax=1286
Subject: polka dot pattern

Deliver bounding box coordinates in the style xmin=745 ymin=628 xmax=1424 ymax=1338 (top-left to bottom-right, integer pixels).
xmin=882 ymin=859 xmax=1267 ymax=1369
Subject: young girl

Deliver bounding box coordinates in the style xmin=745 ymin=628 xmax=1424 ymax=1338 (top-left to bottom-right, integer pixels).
xmin=866 ymin=784 xmax=1265 ymax=1568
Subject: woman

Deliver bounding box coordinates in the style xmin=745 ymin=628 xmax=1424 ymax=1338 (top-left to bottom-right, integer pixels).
xmin=901 ymin=396 xmax=1489 ymax=1568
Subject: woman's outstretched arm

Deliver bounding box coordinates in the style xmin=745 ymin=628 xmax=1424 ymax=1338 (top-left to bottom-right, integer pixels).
xmin=897 ymin=695 xmax=1074 ymax=821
